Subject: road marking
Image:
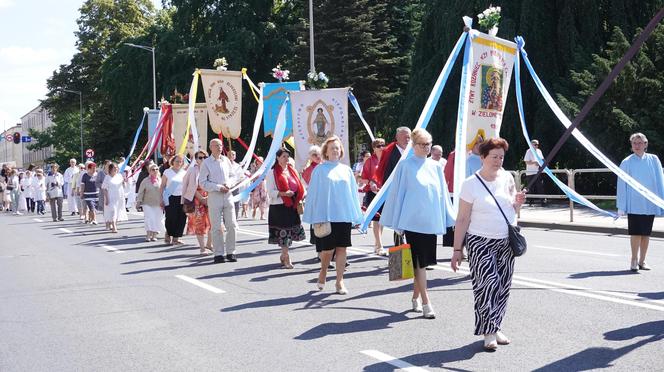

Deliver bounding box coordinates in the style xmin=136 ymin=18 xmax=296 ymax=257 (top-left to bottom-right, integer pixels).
xmin=360 ymin=350 xmax=428 ymax=372
xmin=59 ymin=228 xmax=73 ymax=234
xmin=348 ymin=246 xmax=664 ymax=313
xmin=33 ymin=218 xmax=43 ymax=222
xmin=175 ymin=275 xmax=225 ymax=294
xmin=533 ymin=244 xmax=621 ymax=257
xmin=237 ymin=228 xmax=312 ymax=247
xmin=100 ymin=244 xmax=124 ymax=253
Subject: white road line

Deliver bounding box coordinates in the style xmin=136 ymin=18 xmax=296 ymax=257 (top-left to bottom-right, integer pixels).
xmin=360 ymin=350 xmax=428 ymax=372
xmin=58 ymin=228 xmax=74 ymax=234
xmin=100 ymin=244 xmax=124 ymax=253
xmin=237 ymin=228 xmax=312 ymax=247
xmin=175 ymin=275 xmax=226 ymax=294
xmin=348 ymin=247 xmax=664 ymax=312
xmin=533 ymin=244 xmax=621 ymax=257
xmin=33 ymin=218 xmax=43 ymax=222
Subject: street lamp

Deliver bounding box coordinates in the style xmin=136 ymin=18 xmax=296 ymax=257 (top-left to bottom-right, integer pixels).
xmin=61 ymin=89 xmax=84 ymax=163
xmin=309 ymin=0 xmax=315 ymax=73
xmin=124 ymin=43 xmax=157 ymax=109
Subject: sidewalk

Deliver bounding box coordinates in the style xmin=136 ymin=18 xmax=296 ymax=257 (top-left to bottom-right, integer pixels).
xmin=518 ymin=205 xmax=664 ymax=238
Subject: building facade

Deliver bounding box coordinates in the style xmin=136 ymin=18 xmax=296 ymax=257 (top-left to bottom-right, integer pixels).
xmin=21 ymin=105 xmax=54 ymax=168
xmin=0 ymin=124 xmax=24 ymax=169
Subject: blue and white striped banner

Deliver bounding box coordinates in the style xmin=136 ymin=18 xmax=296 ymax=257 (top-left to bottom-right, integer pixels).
xmin=120 ymin=110 xmax=148 ymax=173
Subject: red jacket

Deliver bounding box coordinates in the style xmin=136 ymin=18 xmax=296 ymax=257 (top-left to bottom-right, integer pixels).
xmin=372 ymin=142 xmax=401 ymax=188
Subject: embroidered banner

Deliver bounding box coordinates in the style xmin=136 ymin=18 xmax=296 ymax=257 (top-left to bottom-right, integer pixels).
xmin=199 ymin=69 xmax=243 ymax=138
xmin=263 ymin=81 xmax=303 ymax=138
xmin=290 ymin=88 xmax=350 ymax=171
xmin=172 ymin=103 xmax=209 ymax=156
xmin=454 ymin=29 xmax=516 ymax=201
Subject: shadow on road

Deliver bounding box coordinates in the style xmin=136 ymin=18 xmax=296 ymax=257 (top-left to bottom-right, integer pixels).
xmin=362 ymin=341 xmax=483 ymax=371
xmin=638 ymin=291 xmax=664 ymax=300
xmin=568 ymin=270 xmax=639 ymax=279
xmin=533 ymin=320 xmax=664 ymax=371
xmin=295 ymin=309 xmax=412 ymax=340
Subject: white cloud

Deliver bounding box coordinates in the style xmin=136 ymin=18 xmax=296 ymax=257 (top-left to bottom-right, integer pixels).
xmin=0 ymin=0 xmax=15 ymax=9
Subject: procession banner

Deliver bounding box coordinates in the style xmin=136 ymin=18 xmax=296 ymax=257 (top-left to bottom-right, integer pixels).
xmin=290 ymin=88 xmax=350 ymax=171
xmin=199 ymin=69 xmax=242 ymax=138
xmin=263 ymin=81 xmax=304 ymax=138
xmin=454 ymin=29 xmax=516 ymax=201
xmin=172 ymin=103 xmax=209 ymax=156
xmin=160 ymin=103 xmax=175 ymax=156
xmin=147 ymin=108 xmax=161 ymax=158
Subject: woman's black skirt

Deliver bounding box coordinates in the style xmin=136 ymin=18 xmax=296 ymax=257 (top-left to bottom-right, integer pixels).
xmin=627 ymin=214 xmax=655 ymax=236
xmin=268 ymin=204 xmax=305 ymax=246
xmin=315 ymin=222 xmax=352 ymax=252
xmin=404 ymin=230 xmax=437 ymax=268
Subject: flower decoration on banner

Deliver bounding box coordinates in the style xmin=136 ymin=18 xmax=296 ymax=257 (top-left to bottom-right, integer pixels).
xmin=272 ymin=64 xmax=290 ymax=82
xmin=213 ymin=57 xmax=228 ymax=71
xmin=306 ymin=71 xmax=329 ymax=90
xmin=169 ymin=89 xmax=189 ymax=104
xmin=477 ymin=6 xmax=501 ymax=32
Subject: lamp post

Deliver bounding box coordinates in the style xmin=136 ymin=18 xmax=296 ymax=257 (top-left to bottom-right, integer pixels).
xmin=61 ymin=89 xmax=84 ymax=163
xmin=124 ymin=43 xmax=157 ymax=109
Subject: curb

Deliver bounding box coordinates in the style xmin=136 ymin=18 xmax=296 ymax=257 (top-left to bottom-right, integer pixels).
xmin=519 ymin=220 xmax=664 ymax=238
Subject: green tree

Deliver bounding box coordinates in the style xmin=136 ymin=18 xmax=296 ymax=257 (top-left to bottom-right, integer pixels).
xmin=27 ymin=112 xmax=83 ymax=166
xmin=558 ymin=25 xmax=664 ymax=167
xmin=35 ymin=0 xmax=156 ymax=162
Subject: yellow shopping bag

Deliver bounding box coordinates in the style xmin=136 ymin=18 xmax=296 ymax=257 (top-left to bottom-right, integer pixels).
xmin=388 ymin=244 xmax=414 ymax=281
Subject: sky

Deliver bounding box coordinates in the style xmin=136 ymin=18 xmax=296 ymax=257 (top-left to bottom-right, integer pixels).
xmin=0 ymin=0 xmax=160 ymax=132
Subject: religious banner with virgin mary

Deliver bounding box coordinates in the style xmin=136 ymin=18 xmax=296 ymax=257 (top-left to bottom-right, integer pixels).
xmin=463 ymin=33 xmax=516 ymax=147
xmin=290 ymin=87 xmax=350 ymax=171
xmin=199 ymin=69 xmax=243 ymax=138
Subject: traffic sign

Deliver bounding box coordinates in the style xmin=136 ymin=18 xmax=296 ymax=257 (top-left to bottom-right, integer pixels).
xmin=85 ymin=148 xmax=95 ymax=158
xmin=21 ymin=136 xmax=32 ymax=143
xmin=4 ymin=134 xmax=12 ymax=142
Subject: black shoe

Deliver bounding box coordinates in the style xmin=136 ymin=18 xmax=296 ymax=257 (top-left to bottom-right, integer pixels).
xmin=71 ymin=212 xmax=76 ymax=216
xmin=425 ymin=266 xmax=434 ymax=271
xmin=213 ymin=255 xmax=226 ymax=264
xmin=226 ymin=254 xmax=237 ymax=262
xmin=58 ymin=218 xmax=64 ymax=221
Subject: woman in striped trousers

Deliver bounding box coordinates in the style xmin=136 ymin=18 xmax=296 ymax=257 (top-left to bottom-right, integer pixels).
xmin=451 ymin=137 xmax=526 ymax=351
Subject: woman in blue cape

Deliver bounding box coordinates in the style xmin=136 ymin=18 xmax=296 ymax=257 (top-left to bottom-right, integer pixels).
xmin=617 ymin=132 xmax=664 ymax=271
xmin=303 ymin=136 xmax=363 ymax=295
xmin=380 ymin=128 xmax=455 ymax=319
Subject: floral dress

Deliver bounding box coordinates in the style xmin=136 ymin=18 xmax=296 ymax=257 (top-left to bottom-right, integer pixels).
xmin=186 ymin=187 xmax=211 ymax=235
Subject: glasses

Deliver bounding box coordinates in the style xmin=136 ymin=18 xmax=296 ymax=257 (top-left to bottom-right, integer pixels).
xmin=197 ymin=156 xmax=208 ymax=160
xmin=374 ymin=144 xmax=386 ymax=148
xmin=416 ymin=142 xmax=432 ymax=148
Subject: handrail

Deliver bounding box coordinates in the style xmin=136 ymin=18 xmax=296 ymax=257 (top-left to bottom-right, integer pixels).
xmin=509 ymin=167 xmax=617 ymax=222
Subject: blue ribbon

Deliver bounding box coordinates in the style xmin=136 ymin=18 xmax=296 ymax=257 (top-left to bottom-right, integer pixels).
xmin=232 ymin=97 xmax=290 ymax=203
xmin=514 ymin=37 xmax=617 ymax=218
xmin=348 ymin=91 xmax=375 ymax=142
xmin=359 ymin=27 xmax=469 ymax=232
xmin=120 ymin=110 xmax=148 ymax=173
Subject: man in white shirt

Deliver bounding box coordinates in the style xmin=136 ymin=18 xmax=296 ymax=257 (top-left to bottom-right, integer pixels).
xmin=430 ymin=145 xmax=447 ymax=168
xmin=199 ymin=139 xmax=237 ymax=263
xmin=228 ymin=150 xmax=246 ymax=219
xmin=63 ymin=158 xmax=79 ymax=215
xmin=523 ymin=139 xmax=545 ymax=205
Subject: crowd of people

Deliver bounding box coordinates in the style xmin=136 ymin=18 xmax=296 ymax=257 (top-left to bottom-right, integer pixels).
xmin=2 ymin=130 xmax=661 ymax=352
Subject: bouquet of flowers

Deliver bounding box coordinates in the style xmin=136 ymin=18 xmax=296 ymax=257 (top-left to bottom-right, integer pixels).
xmin=306 ymin=71 xmax=329 ymax=90
xmin=272 ymin=64 xmax=290 ymax=82
xmin=213 ymin=57 xmax=228 ymax=71
xmin=477 ymin=6 xmax=501 ymax=32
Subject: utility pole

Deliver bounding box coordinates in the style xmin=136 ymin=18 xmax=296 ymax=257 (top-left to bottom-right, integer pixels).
xmin=309 ymin=0 xmax=315 ymax=73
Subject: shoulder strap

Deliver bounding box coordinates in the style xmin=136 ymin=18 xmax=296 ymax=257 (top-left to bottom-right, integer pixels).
xmin=474 ymin=173 xmax=511 ymax=226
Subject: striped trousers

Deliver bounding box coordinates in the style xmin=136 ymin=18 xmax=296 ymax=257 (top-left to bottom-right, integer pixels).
xmin=466 ymin=233 xmax=515 ymax=336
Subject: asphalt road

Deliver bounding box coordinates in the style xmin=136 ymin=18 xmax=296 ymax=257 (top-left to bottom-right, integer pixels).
xmin=1 ymin=205 xmax=663 ymax=371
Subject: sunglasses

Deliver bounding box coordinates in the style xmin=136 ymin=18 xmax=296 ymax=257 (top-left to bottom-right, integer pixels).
xmin=374 ymin=144 xmax=386 ymax=148
xmin=197 ymin=156 xmax=208 ymax=160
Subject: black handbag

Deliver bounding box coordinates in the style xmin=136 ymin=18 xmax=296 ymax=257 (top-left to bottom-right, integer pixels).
xmin=474 ymin=173 xmax=527 ymax=257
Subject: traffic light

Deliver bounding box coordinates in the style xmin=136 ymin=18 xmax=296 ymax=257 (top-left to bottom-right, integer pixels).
xmin=13 ymin=132 xmax=20 ymax=144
